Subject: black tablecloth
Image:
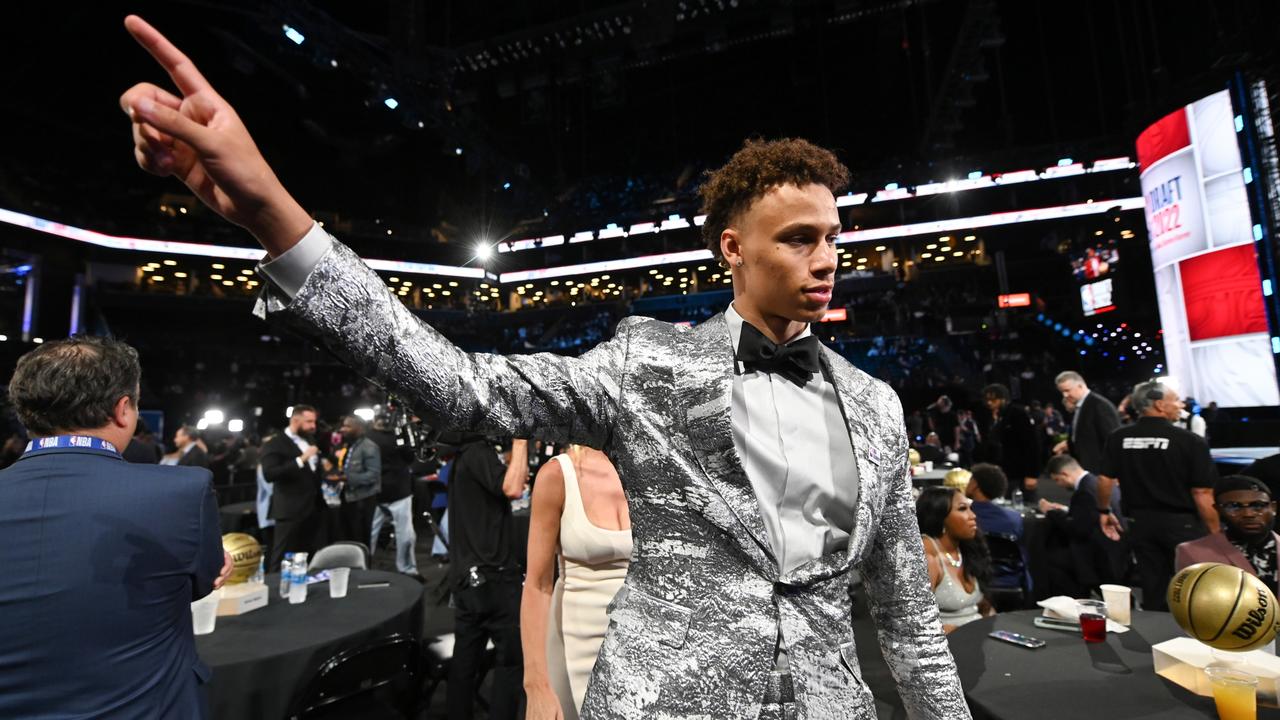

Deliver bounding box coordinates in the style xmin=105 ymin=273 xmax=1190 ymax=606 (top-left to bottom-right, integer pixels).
xmin=947 ymin=610 xmax=1280 ymax=719
xmin=218 ymin=500 xmax=258 ymax=536
xmin=196 ymin=570 xmax=425 ymax=720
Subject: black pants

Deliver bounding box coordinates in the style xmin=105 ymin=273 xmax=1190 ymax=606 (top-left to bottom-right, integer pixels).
xmin=447 ymin=574 xmax=523 ymax=720
xmin=1131 ymin=509 xmax=1207 ymax=611
xmin=268 ymin=512 xmax=318 ymax=569
xmin=340 ymin=496 xmax=377 ymax=545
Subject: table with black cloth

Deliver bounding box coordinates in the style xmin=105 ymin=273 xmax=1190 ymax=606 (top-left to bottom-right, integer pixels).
xmin=196 ymin=569 xmax=425 ymax=720
xmin=218 ymin=500 xmax=259 ymax=536
xmin=947 ymin=609 xmax=1280 ymax=719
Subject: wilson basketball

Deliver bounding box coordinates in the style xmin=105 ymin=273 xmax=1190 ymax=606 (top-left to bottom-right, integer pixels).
xmin=1168 ymin=562 xmax=1280 ymax=651
xmin=221 ymin=533 xmax=263 ymax=585
xmin=944 ymin=468 xmax=972 ymax=491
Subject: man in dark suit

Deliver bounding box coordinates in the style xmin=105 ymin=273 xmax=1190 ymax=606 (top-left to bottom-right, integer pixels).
xmin=1039 ymin=455 xmax=1129 ymax=599
xmin=0 ymin=336 xmax=230 ymax=719
xmin=965 ymin=463 xmax=1029 ymax=592
xmin=982 ymin=383 xmax=1042 ymax=503
xmin=175 ymin=424 xmax=209 ymax=468
xmin=260 ymin=404 xmax=323 ymax=568
xmin=1053 ymin=371 xmax=1122 ymax=475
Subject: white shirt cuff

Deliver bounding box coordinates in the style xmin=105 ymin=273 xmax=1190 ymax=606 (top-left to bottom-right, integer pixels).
xmin=258 ymin=222 xmax=331 ymax=300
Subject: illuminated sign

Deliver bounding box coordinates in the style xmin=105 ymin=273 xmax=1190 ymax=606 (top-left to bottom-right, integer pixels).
xmin=820 ymin=308 xmax=848 ymax=322
xmin=997 ymin=293 xmax=1031 ymax=308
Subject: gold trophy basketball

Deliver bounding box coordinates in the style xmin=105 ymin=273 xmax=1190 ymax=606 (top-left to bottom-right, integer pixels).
xmin=943 ymin=468 xmax=972 ymax=491
xmin=1168 ymin=562 xmax=1279 ymax=652
xmin=216 ymin=533 xmax=269 ymax=616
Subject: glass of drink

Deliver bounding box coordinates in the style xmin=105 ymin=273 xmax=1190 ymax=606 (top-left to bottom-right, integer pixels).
xmin=1099 ymin=584 xmax=1132 ymax=626
xmin=329 ymin=567 xmax=351 ymax=599
xmin=1077 ymin=599 xmax=1107 ymax=643
xmin=191 ymin=590 xmax=221 ymax=635
xmin=1204 ymin=665 xmax=1258 ymax=720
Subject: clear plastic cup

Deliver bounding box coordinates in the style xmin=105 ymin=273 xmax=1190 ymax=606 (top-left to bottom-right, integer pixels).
xmin=1204 ymin=665 xmax=1258 ymax=720
xmin=1077 ymin=599 xmax=1107 ymax=643
xmin=329 ymin=567 xmax=351 ymax=599
xmin=191 ymin=590 xmax=221 ymax=635
xmin=1100 ymin=584 xmax=1132 ymax=626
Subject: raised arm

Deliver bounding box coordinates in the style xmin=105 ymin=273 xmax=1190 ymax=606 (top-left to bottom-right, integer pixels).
xmin=521 ymin=460 xmax=568 ymax=720
xmin=122 ymin=16 xmax=631 ymax=447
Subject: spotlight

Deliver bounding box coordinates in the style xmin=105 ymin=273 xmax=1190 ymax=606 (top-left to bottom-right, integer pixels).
xmin=384 ymin=97 xmax=399 ymax=110
xmin=475 ymin=243 xmax=493 ymax=261
xmin=353 ymin=408 xmax=375 ymax=422
xmin=283 ymin=24 xmax=305 ymax=45
xmin=228 ymin=419 xmax=245 ymax=433
xmin=203 ymin=409 xmax=225 ymax=425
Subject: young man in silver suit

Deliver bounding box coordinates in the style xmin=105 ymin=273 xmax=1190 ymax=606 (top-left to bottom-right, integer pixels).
xmin=120 ymin=16 xmax=968 ymax=719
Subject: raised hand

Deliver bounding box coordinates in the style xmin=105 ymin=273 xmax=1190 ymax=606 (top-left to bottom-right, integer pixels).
xmin=120 ymin=15 xmax=313 ymax=256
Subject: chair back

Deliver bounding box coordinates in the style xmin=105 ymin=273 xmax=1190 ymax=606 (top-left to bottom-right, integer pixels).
xmin=289 ymin=633 xmax=420 ymax=719
xmin=309 ymin=542 xmax=369 ymax=572
xmin=983 ymin=531 xmax=1029 ymax=611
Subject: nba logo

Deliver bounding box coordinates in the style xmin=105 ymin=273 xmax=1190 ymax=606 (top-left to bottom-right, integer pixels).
xmin=41 ymin=438 xmax=58 ymax=448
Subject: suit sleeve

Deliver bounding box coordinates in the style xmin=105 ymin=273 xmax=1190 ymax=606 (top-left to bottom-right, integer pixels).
xmin=255 ymin=233 xmax=630 ymax=448
xmin=260 ymin=440 xmax=308 ymax=487
xmin=191 ymin=475 xmax=225 ymax=600
xmin=858 ymin=391 xmax=971 ymax=720
xmin=1093 ymin=398 xmax=1122 ymax=447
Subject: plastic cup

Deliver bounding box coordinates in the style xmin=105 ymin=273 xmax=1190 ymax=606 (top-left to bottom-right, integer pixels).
xmin=1100 ymin=584 xmax=1132 ymax=626
xmin=1077 ymin=599 xmax=1107 ymax=643
xmin=1204 ymin=665 xmax=1258 ymax=720
xmin=329 ymin=567 xmax=351 ymax=598
xmin=191 ymin=590 xmax=221 ymax=635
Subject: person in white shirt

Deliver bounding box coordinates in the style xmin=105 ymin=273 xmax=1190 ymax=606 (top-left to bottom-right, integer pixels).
xmin=119 ymin=17 xmax=968 ymax=718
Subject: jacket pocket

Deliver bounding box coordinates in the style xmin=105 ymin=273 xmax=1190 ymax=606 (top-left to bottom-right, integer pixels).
xmin=610 ymin=585 xmax=693 ymax=649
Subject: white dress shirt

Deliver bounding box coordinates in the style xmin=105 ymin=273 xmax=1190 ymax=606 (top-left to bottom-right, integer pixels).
xmin=284 ymin=427 xmax=318 ymax=471
xmin=261 ymin=226 xmax=861 ymax=573
xmin=725 ymin=304 xmax=859 ymax=576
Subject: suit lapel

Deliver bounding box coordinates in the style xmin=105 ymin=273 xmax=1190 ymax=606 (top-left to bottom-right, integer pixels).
xmin=679 ymin=314 xmax=777 ymax=571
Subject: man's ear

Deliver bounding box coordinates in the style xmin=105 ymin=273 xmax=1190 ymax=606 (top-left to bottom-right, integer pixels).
xmin=111 ymin=395 xmax=134 ymax=429
xmin=721 ymin=229 xmax=742 ymax=268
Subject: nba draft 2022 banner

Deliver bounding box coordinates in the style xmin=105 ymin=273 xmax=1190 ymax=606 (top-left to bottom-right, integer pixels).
xmin=1137 ymin=89 xmax=1278 ymax=407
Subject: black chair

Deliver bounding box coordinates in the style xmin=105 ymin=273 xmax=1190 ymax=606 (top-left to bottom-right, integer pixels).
xmin=419 ymin=632 xmax=496 ymax=713
xmin=984 ymin=531 xmax=1030 ymax=612
xmin=288 ymin=633 xmax=421 ymax=719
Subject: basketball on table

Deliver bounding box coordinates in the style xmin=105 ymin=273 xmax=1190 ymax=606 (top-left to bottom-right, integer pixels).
xmin=1168 ymin=562 xmax=1280 ymax=652
xmin=220 ymin=533 xmax=263 ymax=585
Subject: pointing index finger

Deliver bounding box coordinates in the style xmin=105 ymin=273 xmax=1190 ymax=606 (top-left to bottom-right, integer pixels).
xmin=124 ymin=15 xmax=212 ymax=98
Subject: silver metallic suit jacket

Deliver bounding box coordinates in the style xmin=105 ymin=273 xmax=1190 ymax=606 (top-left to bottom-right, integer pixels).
xmin=255 ymin=236 xmax=970 ymax=719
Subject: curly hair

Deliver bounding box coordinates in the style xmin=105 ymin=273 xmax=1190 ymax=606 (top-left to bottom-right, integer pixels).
xmin=698 ymin=138 xmax=850 ymax=263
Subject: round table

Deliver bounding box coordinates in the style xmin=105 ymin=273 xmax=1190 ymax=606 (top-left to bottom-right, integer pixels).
xmin=196 ymin=570 xmax=424 ymax=720
xmin=947 ymin=610 xmax=1280 ymax=719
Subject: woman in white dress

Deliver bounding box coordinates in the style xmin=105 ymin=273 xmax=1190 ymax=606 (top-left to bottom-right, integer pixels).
xmin=917 ymin=486 xmax=995 ymax=632
xmin=521 ymin=446 xmax=632 ymax=720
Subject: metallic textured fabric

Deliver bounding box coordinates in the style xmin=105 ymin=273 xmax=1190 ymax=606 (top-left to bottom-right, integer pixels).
xmin=254 ymin=235 xmax=970 ymax=719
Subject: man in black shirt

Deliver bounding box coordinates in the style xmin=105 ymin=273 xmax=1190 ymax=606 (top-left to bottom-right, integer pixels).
xmin=1099 ymin=381 xmax=1218 ymax=610
xmin=445 ymin=435 xmax=527 ymax=720
xmin=368 ymin=416 xmax=419 ymax=576
xmin=982 ymin=384 xmax=1042 ymax=503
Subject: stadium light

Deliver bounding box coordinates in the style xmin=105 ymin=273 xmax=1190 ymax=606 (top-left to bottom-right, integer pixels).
xmin=285 ymin=406 xmax=294 ymax=419
xmin=228 ymin=419 xmax=245 ymax=433
xmin=203 ymin=409 xmax=225 ymax=425
xmin=196 ymin=418 xmax=210 ymax=430
xmin=475 ymin=242 xmax=493 ymax=261
xmin=384 ymin=97 xmax=400 ymax=110
xmin=353 ymin=408 xmax=376 ymax=422
xmin=282 ymin=25 xmax=305 ymax=45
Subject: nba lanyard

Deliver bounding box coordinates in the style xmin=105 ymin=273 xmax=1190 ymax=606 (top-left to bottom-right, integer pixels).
xmin=21 ymin=435 xmax=120 ymax=458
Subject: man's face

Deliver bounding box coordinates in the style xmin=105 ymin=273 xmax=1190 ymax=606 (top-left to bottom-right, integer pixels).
xmin=291 ymin=411 xmax=317 ymax=438
xmin=1217 ymin=489 xmax=1276 ymax=537
xmin=340 ymin=418 xmax=360 ymax=442
xmin=1057 ymin=380 xmax=1086 ymax=405
xmin=722 ymin=183 xmax=840 ymax=324
xmin=175 ymin=428 xmax=189 ymax=446
xmin=1050 ymin=470 xmax=1072 ymax=489
xmin=985 ymin=394 xmax=1003 ymax=414
xmin=1155 ymin=389 xmax=1184 ymax=421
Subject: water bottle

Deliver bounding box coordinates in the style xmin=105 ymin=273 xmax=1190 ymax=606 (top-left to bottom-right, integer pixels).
xmin=1011 ymin=488 xmax=1024 ymax=509
xmin=251 ymin=556 xmax=265 ymax=585
xmin=289 ymin=553 xmax=309 ymax=604
xmin=279 ymin=552 xmax=294 ymax=599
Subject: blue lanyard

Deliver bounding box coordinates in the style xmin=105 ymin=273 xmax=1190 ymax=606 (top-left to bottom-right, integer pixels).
xmin=22 ymin=435 xmax=120 ymax=457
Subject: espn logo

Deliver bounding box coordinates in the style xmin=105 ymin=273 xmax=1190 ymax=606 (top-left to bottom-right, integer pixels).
xmin=1122 ymin=437 xmax=1170 ymax=450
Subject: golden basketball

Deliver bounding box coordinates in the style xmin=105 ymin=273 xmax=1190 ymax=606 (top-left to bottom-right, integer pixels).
xmin=944 ymin=468 xmax=972 ymax=491
xmin=1168 ymin=562 xmax=1280 ymax=651
xmin=221 ymin=533 xmax=263 ymax=585
xmin=908 ymin=448 xmax=922 ymax=467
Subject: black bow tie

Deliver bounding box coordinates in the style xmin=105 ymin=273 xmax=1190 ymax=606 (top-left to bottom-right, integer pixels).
xmin=736 ymin=322 xmax=821 ymax=387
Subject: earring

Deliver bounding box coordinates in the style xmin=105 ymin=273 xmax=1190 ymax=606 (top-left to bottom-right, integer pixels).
xmin=735 ymin=259 xmax=744 ymax=268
